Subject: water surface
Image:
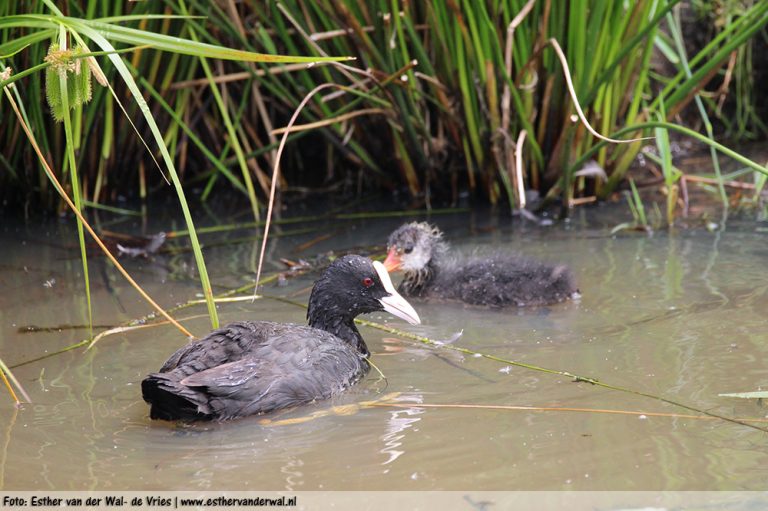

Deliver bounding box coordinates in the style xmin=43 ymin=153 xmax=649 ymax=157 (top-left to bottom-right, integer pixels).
xmin=2 ymin=206 xmax=767 ymax=490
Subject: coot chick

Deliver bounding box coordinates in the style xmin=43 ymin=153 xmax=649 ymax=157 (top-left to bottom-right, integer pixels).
xmin=383 ymin=222 xmax=578 ymax=307
xmin=142 ymin=255 xmax=420 ymax=421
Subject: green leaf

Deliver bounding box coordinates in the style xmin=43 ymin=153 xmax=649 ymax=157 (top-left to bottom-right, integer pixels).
xmin=64 ymin=19 xmax=221 ymax=329
xmin=0 ymin=28 xmax=55 ymax=58
xmin=67 ymin=17 xmax=352 ymax=63
xmin=653 ymin=33 xmax=680 ymax=64
xmin=1 ymin=14 xmax=353 ymax=64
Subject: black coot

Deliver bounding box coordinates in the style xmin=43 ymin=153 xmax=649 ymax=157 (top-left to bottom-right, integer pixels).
xmin=383 ymin=222 xmax=578 ymax=307
xmin=142 ymin=255 xmax=420 ymax=421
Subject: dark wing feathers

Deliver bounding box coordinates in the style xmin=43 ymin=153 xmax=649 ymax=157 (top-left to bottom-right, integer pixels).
xmin=158 ymin=321 xmax=285 ymax=373
xmin=180 ymin=358 xmax=267 ymax=389
xmin=143 ymin=321 xmax=368 ymax=421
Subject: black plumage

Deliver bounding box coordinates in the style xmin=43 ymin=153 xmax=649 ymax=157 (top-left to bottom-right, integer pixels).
xmin=384 ymin=222 xmax=578 ymax=307
xmin=142 ymin=255 xmax=420 ymax=421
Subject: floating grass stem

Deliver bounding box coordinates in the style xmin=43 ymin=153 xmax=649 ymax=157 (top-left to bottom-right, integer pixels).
xmin=355 ymin=319 xmax=768 ymax=433
xmin=259 ymin=295 xmax=767 ymax=433
xmin=368 ymin=402 xmax=768 ymax=424
xmin=178 ymin=0 xmax=260 ymax=223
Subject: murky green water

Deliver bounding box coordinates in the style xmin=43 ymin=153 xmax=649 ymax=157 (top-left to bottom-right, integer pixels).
xmin=2 ymin=206 xmax=768 ymax=490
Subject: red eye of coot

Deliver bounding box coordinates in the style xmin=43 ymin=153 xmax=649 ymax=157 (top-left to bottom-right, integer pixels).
xmin=362 ymin=277 xmax=374 ymax=288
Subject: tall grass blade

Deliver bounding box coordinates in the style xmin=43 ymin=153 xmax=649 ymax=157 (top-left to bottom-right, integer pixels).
xmin=666 ymin=9 xmax=728 ymax=210
xmin=654 ymin=95 xmax=677 ymax=227
xmin=56 ymin=13 xmax=222 ymax=328
xmin=54 ymin=28 xmax=94 ymax=338
xmin=177 ymin=0 xmax=260 ymax=222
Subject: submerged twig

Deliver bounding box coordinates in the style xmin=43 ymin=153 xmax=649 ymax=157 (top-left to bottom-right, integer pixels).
xmin=685 ymin=174 xmax=755 ymax=190
xmin=18 ymin=324 xmax=114 ymax=333
xmin=258 ymin=392 xmax=403 ymax=427
xmin=11 ymin=340 xmax=90 ymax=370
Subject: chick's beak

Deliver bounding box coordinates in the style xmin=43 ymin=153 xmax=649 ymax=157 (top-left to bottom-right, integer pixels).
xmin=383 ymin=248 xmax=402 ymax=272
xmin=372 ymin=261 xmax=421 ymax=325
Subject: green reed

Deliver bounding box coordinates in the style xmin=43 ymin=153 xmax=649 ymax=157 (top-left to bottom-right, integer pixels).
xmin=199 ymin=0 xmax=768 ymax=210
xmin=0 ymin=1 xmax=351 ymax=369
xmin=3 ymin=2 xmax=767 ymax=213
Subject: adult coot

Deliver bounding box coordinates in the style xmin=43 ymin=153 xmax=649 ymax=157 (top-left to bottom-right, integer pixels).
xmin=142 ymin=255 xmax=420 ymax=421
xmin=383 ymin=222 xmax=578 ymax=307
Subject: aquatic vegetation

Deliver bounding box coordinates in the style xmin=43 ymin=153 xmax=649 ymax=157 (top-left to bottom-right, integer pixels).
xmin=206 ymin=0 xmax=768 ymax=211
xmin=0 ymin=0 xmax=350 ymax=392
xmin=689 ymin=0 xmax=768 ymax=141
xmin=2 ymin=1 xmax=768 ymax=213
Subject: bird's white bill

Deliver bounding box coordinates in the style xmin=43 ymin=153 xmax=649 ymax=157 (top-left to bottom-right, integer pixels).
xmin=373 ymin=261 xmax=421 ymax=325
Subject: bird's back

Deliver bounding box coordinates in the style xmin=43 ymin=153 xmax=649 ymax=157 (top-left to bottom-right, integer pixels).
xmin=142 ymin=321 xmax=368 ymax=421
xmin=427 ymin=252 xmax=577 ymax=307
